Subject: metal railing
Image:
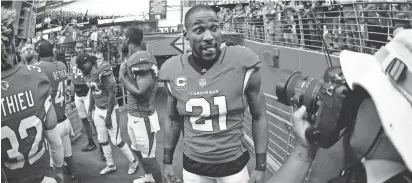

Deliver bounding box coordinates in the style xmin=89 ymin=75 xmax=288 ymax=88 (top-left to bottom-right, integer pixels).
xmin=243 ymin=92 xmax=314 ymax=182
xmin=223 ymin=2 xmax=410 ymax=181
xmin=220 ymin=2 xmax=411 ymax=54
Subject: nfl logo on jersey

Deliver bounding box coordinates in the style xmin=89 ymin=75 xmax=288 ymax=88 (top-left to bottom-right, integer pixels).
xmin=199 ymin=78 xmax=206 ymax=87
xmin=176 ymin=76 xmax=187 ymax=90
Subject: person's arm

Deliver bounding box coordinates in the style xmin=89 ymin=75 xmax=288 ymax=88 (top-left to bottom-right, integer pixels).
xmin=245 ymin=68 xmax=269 ymax=171
xmin=102 ymin=74 xmax=116 ymax=117
xmin=266 ymin=106 xmax=319 ymax=183
xmin=363 ymin=4 xmax=374 ymax=11
xmin=119 ymin=65 xmax=155 ymax=97
xmin=266 ymin=145 xmax=316 ymax=183
xmin=163 ymin=83 xmax=182 ymax=165
xmin=60 ymin=23 xmax=72 ymax=35
xmin=87 ymin=86 xmax=94 ymax=111
xmin=70 ymin=60 xmax=77 ymax=101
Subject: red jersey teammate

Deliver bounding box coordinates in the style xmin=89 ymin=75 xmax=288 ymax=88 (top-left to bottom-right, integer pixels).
xmin=119 ymin=27 xmax=163 ymax=183
xmin=1 ymin=7 xmax=64 ymax=183
xmin=76 ymin=53 xmax=138 ymax=175
xmin=70 ymin=41 xmax=103 ymax=160
xmin=36 ymin=39 xmax=79 ymax=180
xmin=159 ymin=4 xmax=269 ymax=183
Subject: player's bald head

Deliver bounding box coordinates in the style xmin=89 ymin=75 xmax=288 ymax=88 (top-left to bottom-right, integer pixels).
xmin=184 ymin=4 xmax=217 ymax=29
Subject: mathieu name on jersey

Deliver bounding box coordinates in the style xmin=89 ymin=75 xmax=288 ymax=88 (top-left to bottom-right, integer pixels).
xmin=84 ymin=61 xmax=117 ymax=109
xmin=1 ymin=65 xmax=53 ymax=179
xmin=159 ymin=46 xmax=261 ymax=164
xmin=35 ymin=61 xmax=68 ymax=119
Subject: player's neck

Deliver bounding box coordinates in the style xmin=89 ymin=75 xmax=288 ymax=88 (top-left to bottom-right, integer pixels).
xmin=27 ymin=59 xmax=36 ymax=65
xmin=39 ymin=57 xmax=53 ymax=62
xmin=191 ymin=51 xmax=220 ymax=72
xmin=129 ymin=45 xmax=143 ymax=55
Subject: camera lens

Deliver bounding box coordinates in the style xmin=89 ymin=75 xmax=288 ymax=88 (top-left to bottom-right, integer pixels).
xmin=276 ymin=70 xmax=302 ymax=106
xmin=276 ymin=70 xmax=323 ymax=115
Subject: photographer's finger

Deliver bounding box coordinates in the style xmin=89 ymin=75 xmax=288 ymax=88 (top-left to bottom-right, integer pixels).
xmin=292 ymin=106 xmax=307 ymax=122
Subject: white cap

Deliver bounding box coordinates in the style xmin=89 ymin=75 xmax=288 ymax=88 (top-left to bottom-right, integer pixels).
xmin=340 ymin=29 xmax=412 ymax=171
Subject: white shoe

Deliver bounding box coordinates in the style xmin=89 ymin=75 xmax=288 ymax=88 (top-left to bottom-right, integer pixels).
xmin=128 ymin=160 xmax=139 ymax=175
xmin=133 ymin=176 xmax=155 ymax=183
xmin=100 ymin=165 xmax=116 ymax=175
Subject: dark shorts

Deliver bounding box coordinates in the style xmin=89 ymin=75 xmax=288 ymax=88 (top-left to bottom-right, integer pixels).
xmin=183 ymin=151 xmax=250 ymax=177
xmin=74 ymin=84 xmax=89 ymax=97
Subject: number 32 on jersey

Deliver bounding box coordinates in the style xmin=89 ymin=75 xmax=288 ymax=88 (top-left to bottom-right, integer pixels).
xmin=1 ymin=95 xmax=51 ymax=170
xmin=186 ymin=96 xmax=227 ymax=132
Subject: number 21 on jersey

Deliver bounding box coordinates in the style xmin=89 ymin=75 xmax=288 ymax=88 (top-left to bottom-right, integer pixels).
xmin=186 ymin=96 xmax=227 ymax=132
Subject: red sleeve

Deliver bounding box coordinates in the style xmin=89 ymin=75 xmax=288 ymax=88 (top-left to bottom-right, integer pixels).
xmin=234 ymin=46 xmax=261 ymax=70
xmin=159 ymin=55 xmax=182 ymax=82
xmin=30 ymin=67 xmax=53 ymax=122
xmin=99 ymin=64 xmax=113 ymax=80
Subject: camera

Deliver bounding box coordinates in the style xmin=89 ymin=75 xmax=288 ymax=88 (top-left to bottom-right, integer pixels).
xmin=276 ymin=67 xmax=352 ymax=148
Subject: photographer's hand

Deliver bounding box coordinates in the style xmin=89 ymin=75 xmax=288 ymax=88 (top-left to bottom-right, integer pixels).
xmin=265 ymin=106 xmax=319 ymax=183
xmin=292 ymin=106 xmax=315 ymax=149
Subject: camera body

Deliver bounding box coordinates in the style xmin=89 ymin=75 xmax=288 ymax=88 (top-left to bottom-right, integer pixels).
xmin=276 ymin=67 xmax=351 ymax=148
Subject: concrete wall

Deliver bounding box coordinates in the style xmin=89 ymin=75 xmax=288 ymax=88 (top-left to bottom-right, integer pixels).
xmin=240 ymin=39 xmax=346 ymax=183
xmin=12 ymin=1 xmax=36 ymax=40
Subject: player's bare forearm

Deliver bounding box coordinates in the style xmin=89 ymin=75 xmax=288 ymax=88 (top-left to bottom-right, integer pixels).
xmin=246 ymin=69 xmax=269 ymax=172
xmin=104 ymin=75 xmax=116 ymax=116
xmin=88 ymin=92 xmax=95 ymax=113
xmin=251 ymin=102 xmax=268 ymax=154
xmin=106 ymin=92 xmax=115 ymax=116
xmin=246 ymin=70 xmax=268 ymax=155
xmin=163 ymin=115 xmax=182 ymax=164
xmin=163 ymin=85 xmax=182 ymax=164
xmin=121 ymin=71 xmax=154 ymax=97
xmin=121 ymin=77 xmax=140 ymax=95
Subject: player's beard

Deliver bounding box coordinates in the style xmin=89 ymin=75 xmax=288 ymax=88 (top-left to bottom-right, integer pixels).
xmin=24 ymin=53 xmax=34 ymax=64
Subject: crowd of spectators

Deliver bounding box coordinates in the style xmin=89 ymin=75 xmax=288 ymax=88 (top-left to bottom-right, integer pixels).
xmin=216 ymin=0 xmax=411 ymax=54
xmin=39 ymin=10 xmax=149 ymax=29
xmin=200 ymin=0 xmax=250 ymax=5
xmin=23 ymin=0 xmax=412 ymax=63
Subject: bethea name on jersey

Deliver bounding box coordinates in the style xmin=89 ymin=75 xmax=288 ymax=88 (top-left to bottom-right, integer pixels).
xmin=1 ymin=89 xmax=35 ymax=117
xmin=53 ymin=69 xmax=68 ymax=81
xmin=174 ymin=76 xmax=219 ymax=96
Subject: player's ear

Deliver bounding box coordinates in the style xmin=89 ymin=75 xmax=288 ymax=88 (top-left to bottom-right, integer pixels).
xmin=183 ymin=30 xmax=188 ymax=40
